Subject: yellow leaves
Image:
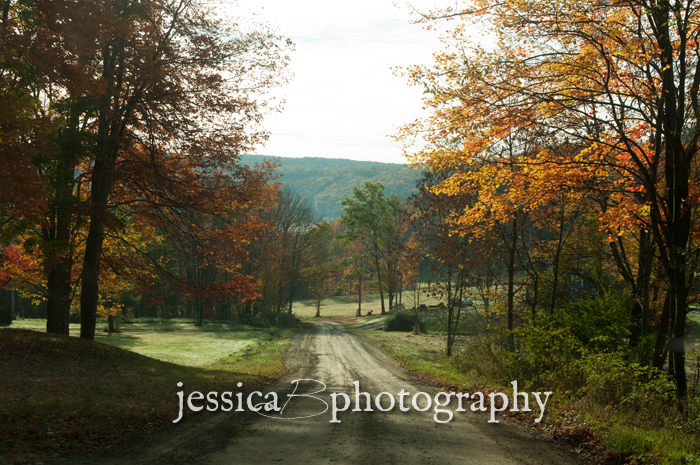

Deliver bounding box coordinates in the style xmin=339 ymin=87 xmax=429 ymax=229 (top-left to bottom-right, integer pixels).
xmin=396 ymin=0 xmax=687 ymax=248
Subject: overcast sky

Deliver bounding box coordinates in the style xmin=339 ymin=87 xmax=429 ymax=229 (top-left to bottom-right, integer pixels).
xmin=235 ymin=0 xmax=454 ymax=165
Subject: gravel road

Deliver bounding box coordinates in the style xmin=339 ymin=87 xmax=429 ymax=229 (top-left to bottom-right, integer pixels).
xmin=51 ymin=321 xmax=578 ymax=465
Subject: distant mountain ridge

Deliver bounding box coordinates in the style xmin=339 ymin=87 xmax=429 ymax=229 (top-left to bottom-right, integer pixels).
xmin=239 ymin=155 xmax=422 ymax=220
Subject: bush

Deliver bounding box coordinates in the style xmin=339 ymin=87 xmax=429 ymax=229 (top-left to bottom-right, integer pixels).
xmin=270 ymin=311 xmax=299 ymax=328
xmin=248 ymin=313 xmax=270 ymax=328
xmin=506 ymin=322 xmax=585 ymax=390
xmin=556 ymin=292 xmax=636 ymax=354
xmin=247 ymin=311 xmax=299 ymax=328
xmin=384 ymin=311 xmax=425 ymax=333
xmin=577 ymin=353 xmax=675 ymax=413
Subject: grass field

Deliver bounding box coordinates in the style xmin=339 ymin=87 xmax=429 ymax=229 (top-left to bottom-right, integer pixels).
xmin=689 ymin=312 xmax=700 ymax=341
xmin=10 ymin=318 xmax=279 ymax=367
xmin=292 ymin=289 xmax=446 ymax=320
xmin=0 ymin=322 xmax=295 ymax=463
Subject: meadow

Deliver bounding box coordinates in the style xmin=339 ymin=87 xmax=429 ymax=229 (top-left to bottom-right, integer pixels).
xmin=291 ymin=289 xmax=447 ymax=320
xmin=10 ymin=318 xmax=276 ymax=367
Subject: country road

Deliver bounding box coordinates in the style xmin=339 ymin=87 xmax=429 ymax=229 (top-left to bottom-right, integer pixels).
xmin=51 ymin=322 xmax=578 ymax=465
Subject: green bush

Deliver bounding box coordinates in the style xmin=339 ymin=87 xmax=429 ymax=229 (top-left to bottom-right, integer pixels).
xmin=506 ymin=322 xmax=585 ymax=390
xmin=576 ymin=352 xmax=676 ymax=424
xmin=248 ymin=313 xmax=270 ymax=328
xmin=384 ymin=311 xmax=425 ymax=332
xmin=556 ymin=291 xmax=636 ymax=353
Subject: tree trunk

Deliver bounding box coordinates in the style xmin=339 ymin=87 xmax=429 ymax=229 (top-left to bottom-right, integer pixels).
xmin=398 ymin=272 xmax=402 ymax=306
xmin=80 ymin=216 xmax=106 ymax=340
xmin=79 ymin=140 xmax=118 ymax=340
xmin=45 ymin=153 xmax=76 ymax=335
xmin=549 ymin=201 xmax=565 ymax=316
xmin=374 ymin=256 xmax=386 ymax=314
xmin=652 ymin=293 xmax=671 ymax=371
xmin=46 ymin=262 xmax=72 ymax=335
xmin=650 ymin=1 xmax=690 ymax=412
xmin=507 ymin=218 xmax=517 ymax=351
xmin=356 ymin=273 xmax=362 ymax=317
xmin=446 ymin=271 xmax=453 ymax=356
xmin=669 ymin=268 xmax=688 ymax=410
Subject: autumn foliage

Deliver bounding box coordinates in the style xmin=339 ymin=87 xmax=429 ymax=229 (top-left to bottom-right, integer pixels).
xmin=0 ymin=0 xmax=291 ymax=335
xmin=398 ymin=0 xmax=700 ymax=411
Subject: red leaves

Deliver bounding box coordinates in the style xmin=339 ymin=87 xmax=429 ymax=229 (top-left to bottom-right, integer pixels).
xmin=0 ymin=244 xmax=43 ymax=290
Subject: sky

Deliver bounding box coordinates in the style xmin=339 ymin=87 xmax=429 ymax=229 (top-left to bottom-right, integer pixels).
xmin=234 ymin=0 xmax=455 ymax=165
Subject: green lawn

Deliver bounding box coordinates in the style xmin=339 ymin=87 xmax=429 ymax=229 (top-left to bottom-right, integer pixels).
xmin=689 ymin=312 xmax=700 ymax=340
xmin=96 ymin=330 xmax=270 ymax=366
xmin=10 ymin=318 xmax=277 ymax=366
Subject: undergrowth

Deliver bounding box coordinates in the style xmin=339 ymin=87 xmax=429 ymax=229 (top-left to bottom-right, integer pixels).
xmin=357 ymin=299 xmax=700 ymax=465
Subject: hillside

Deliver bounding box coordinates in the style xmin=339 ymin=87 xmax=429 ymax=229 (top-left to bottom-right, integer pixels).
xmin=240 ymin=155 xmax=422 ymax=220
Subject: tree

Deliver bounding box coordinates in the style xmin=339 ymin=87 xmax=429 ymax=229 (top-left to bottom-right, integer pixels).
xmin=340 ymin=182 xmax=393 ymax=314
xmin=340 ymin=238 xmax=373 ymax=317
xmin=398 ymin=0 xmax=700 ymax=409
xmin=302 ymin=223 xmax=341 ymax=318
xmin=410 ymin=169 xmax=486 ymax=355
xmin=383 ymin=196 xmax=411 ymax=311
xmin=271 ymin=189 xmax=320 ymax=314
xmin=15 ymin=0 xmax=292 ymax=340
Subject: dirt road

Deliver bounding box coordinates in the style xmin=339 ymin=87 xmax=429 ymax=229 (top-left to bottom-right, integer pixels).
xmin=52 ymin=322 xmax=577 ymax=464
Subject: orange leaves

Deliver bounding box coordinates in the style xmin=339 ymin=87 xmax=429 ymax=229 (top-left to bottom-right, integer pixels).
xmin=395 ymin=0 xmax=692 ymax=250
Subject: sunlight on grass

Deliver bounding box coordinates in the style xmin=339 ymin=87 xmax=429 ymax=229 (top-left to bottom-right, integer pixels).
xmin=10 ymin=318 xmax=277 ymax=366
xmin=292 ymin=289 xmax=445 ymax=320
xmin=95 ymin=330 xmax=270 ymax=366
xmin=10 ymin=318 xmax=80 ymax=331
xmin=0 ymin=328 xmax=293 ymax=463
xmin=355 ymin=329 xmax=482 ymax=388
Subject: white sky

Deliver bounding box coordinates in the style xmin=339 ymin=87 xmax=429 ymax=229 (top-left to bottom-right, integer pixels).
xmin=235 ymin=0 xmax=455 ymax=165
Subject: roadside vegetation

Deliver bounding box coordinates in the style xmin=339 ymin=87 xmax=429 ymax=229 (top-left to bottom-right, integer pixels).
xmin=356 ymin=302 xmax=700 ymax=465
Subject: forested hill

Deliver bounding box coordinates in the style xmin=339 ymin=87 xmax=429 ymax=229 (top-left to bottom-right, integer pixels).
xmin=240 ymin=155 xmax=422 ymax=220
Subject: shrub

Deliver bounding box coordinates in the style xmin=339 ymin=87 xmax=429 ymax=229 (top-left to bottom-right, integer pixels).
xmin=577 ymin=353 xmax=675 ymax=411
xmin=384 ymin=311 xmax=425 ymax=332
xmin=248 ymin=313 xmax=270 ymax=328
xmin=506 ymin=322 xmax=585 ymax=391
xmin=556 ymin=291 xmax=636 ymax=354
xmin=270 ymin=311 xmax=299 ymax=328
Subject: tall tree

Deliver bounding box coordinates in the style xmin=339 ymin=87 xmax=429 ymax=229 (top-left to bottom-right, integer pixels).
xmin=272 ymin=189 xmax=320 ymax=314
xmin=20 ymin=0 xmax=291 ymax=340
xmin=341 ymin=182 xmax=393 ymax=314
